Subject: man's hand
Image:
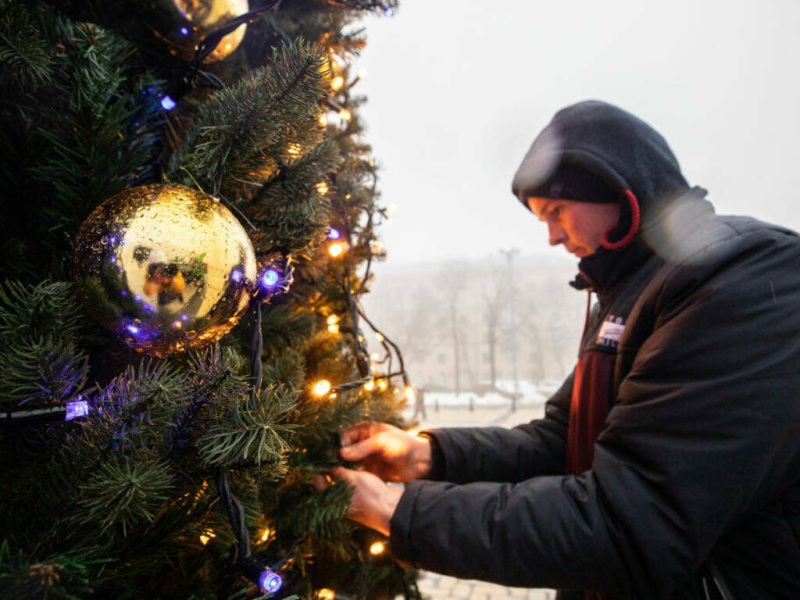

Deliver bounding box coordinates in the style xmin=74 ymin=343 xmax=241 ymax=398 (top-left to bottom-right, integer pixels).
xmin=313 ymin=466 xmax=403 ymax=536
xmin=339 ymin=421 xmax=432 ymax=482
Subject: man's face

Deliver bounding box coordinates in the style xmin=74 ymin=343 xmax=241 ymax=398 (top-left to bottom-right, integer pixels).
xmin=526 ymin=197 xmax=621 ymax=258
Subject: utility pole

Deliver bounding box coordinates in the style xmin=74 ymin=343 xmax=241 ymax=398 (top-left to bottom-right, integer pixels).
xmin=500 ymin=248 xmax=520 ymax=412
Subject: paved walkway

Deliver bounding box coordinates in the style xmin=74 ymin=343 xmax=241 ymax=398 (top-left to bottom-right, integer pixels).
xmin=400 ymin=403 xmax=556 ymax=600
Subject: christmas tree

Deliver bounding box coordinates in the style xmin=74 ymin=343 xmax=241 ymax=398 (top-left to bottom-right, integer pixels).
xmin=0 ymin=1 xmax=418 ymax=598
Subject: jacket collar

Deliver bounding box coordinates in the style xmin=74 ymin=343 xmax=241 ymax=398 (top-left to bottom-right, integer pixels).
xmin=571 ymin=236 xmax=653 ymax=304
xmin=570 ymin=188 xmax=713 ymax=303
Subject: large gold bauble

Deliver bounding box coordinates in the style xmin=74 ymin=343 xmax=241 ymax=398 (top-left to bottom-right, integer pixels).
xmin=153 ymin=0 xmax=250 ymax=63
xmin=73 ymin=184 xmax=257 ymax=357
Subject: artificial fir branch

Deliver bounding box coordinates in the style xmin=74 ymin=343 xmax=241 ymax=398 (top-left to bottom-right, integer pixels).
xmin=170 ymin=41 xmax=329 ymax=201
xmin=198 ymin=384 xmax=297 ymax=469
xmin=0 ymin=281 xmax=91 ymax=410
xmin=0 ymin=0 xmax=53 ymax=90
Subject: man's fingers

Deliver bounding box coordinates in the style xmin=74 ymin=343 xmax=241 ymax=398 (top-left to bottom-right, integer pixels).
xmin=340 ymin=421 xmax=376 ymax=447
xmin=339 ymin=437 xmax=380 ymax=462
xmin=311 ymin=473 xmax=330 ymax=491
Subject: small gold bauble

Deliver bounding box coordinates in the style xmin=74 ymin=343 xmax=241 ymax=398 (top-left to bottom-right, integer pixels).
xmin=155 ymin=0 xmax=250 ymax=63
xmin=72 ymin=184 xmax=257 ymax=357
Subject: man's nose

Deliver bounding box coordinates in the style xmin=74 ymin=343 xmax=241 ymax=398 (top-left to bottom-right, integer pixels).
xmin=548 ymin=223 xmax=566 ymax=246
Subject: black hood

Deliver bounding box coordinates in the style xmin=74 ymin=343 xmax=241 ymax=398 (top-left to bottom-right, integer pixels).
xmin=512 ymin=101 xmax=713 ymax=296
xmin=512 ymin=100 xmax=690 ymax=220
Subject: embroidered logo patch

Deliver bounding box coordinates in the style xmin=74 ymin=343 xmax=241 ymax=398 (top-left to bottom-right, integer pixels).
xmin=596 ymin=315 xmax=627 ymax=349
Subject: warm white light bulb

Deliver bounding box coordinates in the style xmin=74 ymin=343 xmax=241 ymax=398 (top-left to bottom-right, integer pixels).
xmin=405 ymin=386 xmax=416 ymax=403
xmin=314 ymin=380 xmax=332 ymax=396
xmin=369 ymin=541 xmax=386 ymax=555
xmin=328 ymin=243 xmax=344 ymax=257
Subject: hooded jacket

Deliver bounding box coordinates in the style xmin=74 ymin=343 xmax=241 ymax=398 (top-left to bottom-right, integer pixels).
xmin=388 ymin=101 xmax=800 ymax=599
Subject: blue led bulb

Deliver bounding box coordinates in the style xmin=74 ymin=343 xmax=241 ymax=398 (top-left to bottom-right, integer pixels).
xmin=328 ymin=228 xmax=341 ymax=240
xmin=259 ymin=570 xmax=283 ymax=593
xmin=161 ymin=96 xmax=177 ymax=110
xmin=262 ymin=270 xmax=279 ymax=287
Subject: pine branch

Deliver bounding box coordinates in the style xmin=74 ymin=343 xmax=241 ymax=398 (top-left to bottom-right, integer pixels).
xmin=198 ymin=385 xmax=297 ymax=469
xmin=31 ymin=22 xmax=163 ymax=277
xmin=0 ymin=281 xmax=90 ymax=409
xmin=169 ymin=41 xmax=329 ymax=201
xmin=0 ymin=0 xmax=53 ymax=91
xmin=248 ymin=140 xmax=340 ymax=256
xmin=75 ymin=455 xmax=174 ymax=538
xmin=0 ymin=540 xmax=109 ymax=600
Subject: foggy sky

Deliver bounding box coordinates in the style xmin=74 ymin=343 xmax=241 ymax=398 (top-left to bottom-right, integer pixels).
xmin=357 ymin=0 xmax=800 ymax=267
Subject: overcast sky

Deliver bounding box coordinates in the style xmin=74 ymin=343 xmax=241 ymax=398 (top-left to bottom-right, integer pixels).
xmin=356 ymin=0 xmax=800 ymax=267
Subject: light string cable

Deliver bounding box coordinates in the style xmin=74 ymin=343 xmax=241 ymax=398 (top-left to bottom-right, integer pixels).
xmin=184 ymin=0 xmax=284 ymax=91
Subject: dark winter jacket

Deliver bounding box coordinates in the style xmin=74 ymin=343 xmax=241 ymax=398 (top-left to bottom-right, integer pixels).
xmin=388 ymin=101 xmax=800 ymax=599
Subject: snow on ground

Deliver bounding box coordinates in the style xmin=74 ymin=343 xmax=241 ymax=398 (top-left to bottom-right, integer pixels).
xmin=422 ymin=380 xmax=551 ymax=408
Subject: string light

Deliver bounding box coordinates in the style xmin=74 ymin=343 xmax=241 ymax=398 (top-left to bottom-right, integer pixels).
xmin=339 ymin=109 xmax=351 ymax=122
xmin=259 ymin=570 xmax=283 ymax=594
xmin=369 ymin=541 xmax=386 ymax=555
xmin=331 ymin=76 xmax=344 ymax=91
xmin=65 ymin=398 xmax=89 ymax=421
xmin=327 ymin=314 xmax=340 ymax=334
xmin=313 ymin=380 xmax=332 ymax=396
xmin=161 ymin=95 xmax=177 ymax=110
xmin=378 ymin=379 xmax=389 ymax=392
xmin=199 ymin=530 xmax=216 ymax=546
xmin=316 ymin=182 xmax=329 ymax=195
xmin=328 ymin=228 xmax=341 ymax=240
xmin=364 ymin=380 xmax=375 ymax=392
xmin=319 ymin=113 xmax=328 ymax=126
xmin=407 ymin=429 xmax=419 ymax=437
xmin=370 ymin=239 xmax=385 ymax=253
xmin=370 ymin=352 xmax=379 ymax=361
xmin=317 ymin=590 xmax=335 ymax=600
xmin=260 ymin=528 xmax=272 ymax=542
xmin=287 ymin=143 xmax=301 ymax=157
xmin=328 ymin=242 xmax=345 ymax=257
xmin=405 ymin=386 xmax=416 ymax=403
xmin=375 ymin=332 xmax=384 ymax=343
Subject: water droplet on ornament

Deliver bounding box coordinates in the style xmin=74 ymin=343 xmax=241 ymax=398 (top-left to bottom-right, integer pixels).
xmin=101 ymin=236 xmax=108 ymax=245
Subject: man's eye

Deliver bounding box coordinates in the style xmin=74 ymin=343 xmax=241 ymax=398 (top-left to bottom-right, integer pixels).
xmin=551 ymin=206 xmax=561 ymax=218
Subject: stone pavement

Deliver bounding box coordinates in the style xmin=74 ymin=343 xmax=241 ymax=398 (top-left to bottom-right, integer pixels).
xmin=400 ymin=403 xmax=556 ymax=600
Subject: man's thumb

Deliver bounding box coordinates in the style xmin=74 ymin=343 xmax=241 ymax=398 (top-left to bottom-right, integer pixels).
xmin=340 ymin=438 xmax=377 ymax=461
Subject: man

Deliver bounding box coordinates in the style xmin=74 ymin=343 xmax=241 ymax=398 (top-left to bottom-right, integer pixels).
xmin=315 ymin=101 xmax=800 ymax=599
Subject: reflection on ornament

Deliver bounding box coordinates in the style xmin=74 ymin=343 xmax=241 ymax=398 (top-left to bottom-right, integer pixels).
xmin=72 ymin=184 xmax=257 ymax=357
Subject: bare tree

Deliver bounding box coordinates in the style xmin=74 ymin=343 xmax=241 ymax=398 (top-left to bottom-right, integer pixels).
xmin=482 ymin=259 xmax=510 ymax=390
xmin=439 ymin=261 xmax=467 ymax=398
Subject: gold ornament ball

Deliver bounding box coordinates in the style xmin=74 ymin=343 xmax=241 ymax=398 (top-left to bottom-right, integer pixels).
xmin=150 ymin=0 xmax=250 ymax=63
xmin=73 ymin=184 xmax=257 ymax=357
